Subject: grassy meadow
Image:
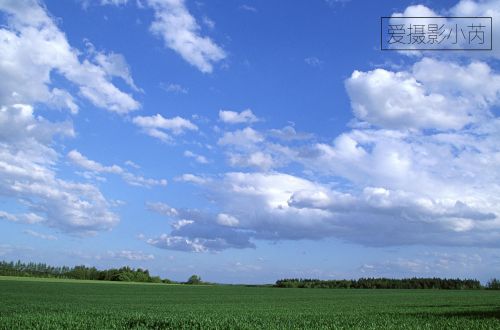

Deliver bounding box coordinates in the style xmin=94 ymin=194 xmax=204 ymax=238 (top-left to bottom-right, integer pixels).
xmin=1 ymin=276 xmax=500 ymax=329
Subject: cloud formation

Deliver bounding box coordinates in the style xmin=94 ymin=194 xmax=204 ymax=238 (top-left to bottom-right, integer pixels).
xmin=147 ymin=0 xmax=226 ymax=73
xmin=0 ymin=104 xmax=119 ymax=235
xmin=219 ymin=109 xmax=259 ymax=124
xmin=145 ymin=201 xmax=255 ymax=252
xmin=0 ymin=0 xmax=140 ymax=114
xmin=183 ymin=150 xmax=209 ymax=164
xmin=345 ymin=58 xmax=499 ymax=130
xmin=68 ymin=150 xmax=167 ymax=188
xmin=390 ymin=1 xmax=500 ymax=57
xmin=133 ymin=114 xmax=198 ymax=142
xmin=0 ymin=1 xmax=147 ymax=235
xmin=151 ymin=55 xmax=500 ymax=251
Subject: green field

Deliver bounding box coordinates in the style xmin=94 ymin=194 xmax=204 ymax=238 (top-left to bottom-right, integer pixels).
xmin=1 ymin=277 xmax=500 ymax=329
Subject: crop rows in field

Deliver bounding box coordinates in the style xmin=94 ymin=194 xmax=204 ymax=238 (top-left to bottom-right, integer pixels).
xmin=1 ymin=277 xmax=500 ymax=329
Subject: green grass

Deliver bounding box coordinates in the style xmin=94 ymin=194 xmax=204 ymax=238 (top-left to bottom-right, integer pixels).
xmin=0 ymin=276 xmax=186 ymax=286
xmin=1 ymin=277 xmax=500 ymax=329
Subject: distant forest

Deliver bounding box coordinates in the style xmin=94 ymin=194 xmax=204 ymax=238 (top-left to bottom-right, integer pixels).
xmin=275 ymin=278 xmax=500 ymax=290
xmin=0 ymin=260 xmax=173 ymax=284
xmin=2 ymin=260 xmax=499 ymax=289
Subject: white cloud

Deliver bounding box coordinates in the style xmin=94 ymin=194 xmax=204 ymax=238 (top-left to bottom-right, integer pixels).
xmin=68 ymin=150 xmax=122 ymax=174
xmin=101 ymin=0 xmax=129 ymax=5
xmin=175 ymin=173 xmax=208 ymax=185
xmin=0 ymin=0 xmax=140 ymax=114
xmin=219 ymin=109 xmax=259 ymax=124
xmin=202 ymin=16 xmax=215 ymax=30
xmin=0 ymin=211 xmax=45 ymax=224
xmin=107 ymin=250 xmax=155 ymax=261
xmin=23 ymin=229 xmax=57 ymax=240
xmin=146 ymin=201 xmax=178 ymax=217
xmin=393 ymin=4 xmax=439 ymax=18
xmin=133 ymin=114 xmax=198 ymax=142
xmin=147 ymin=131 xmax=500 ymax=248
xmin=239 ymin=4 xmax=257 ymax=12
xmin=268 ymin=126 xmax=313 ymax=141
xmin=48 ymin=88 xmax=79 ymax=114
xmin=172 ymin=219 xmax=194 ymax=230
xmin=147 ymin=0 xmax=226 ymax=73
xmin=304 ymin=126 xmax=500 ymax=203
xmin=0 ymin=105 xmax=119 ymax=235
xmin=147 ymin=229 xmax=254 ymax=252
xmin=68 ymin=150 xmax=167 ymax=188
xmin=93 ymin=51 xmax=141 ymax=92
xmin=389 ymin=1 xmax=499 ymax=56
xmin=345 ymin=58 xmax=499 ymax=130
xmin=145 ymin=200 xmax=255 ymax=252
xmin=412 ymin=58 xmax=500 ymax=109
xmin=151 ymin=53 xmax=500 ymax=250
xmin=228 ymin=151 xmax=275 ymax=170
xmin=124 ymin=160 xmax=140 ymax=169
xmin=161 ymin=83 xmax=188 ymax=94
xmin=183 ymin=150 xmax=209 ymax=164
xmin=218 ymin=127 xmax=263 ymax=147
xmin=146 ymin=234 xmax=211 ymax=252
xmin=216 ymin=213 xmax=239 ymax=227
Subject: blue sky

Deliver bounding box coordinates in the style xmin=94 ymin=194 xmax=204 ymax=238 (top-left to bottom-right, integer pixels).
xmin=0 ymin=0 xmax=499 ymax=284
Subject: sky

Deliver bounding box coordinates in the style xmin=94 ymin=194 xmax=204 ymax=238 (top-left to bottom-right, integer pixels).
xmin=0 ymin=0 xmax=499 ymax=284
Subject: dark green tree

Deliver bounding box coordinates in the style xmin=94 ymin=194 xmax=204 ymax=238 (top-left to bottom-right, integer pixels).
xmin=487 ymin=278 xmax=500 ymax=290
xmin=187 ymin=274 xmax=202 ymax=284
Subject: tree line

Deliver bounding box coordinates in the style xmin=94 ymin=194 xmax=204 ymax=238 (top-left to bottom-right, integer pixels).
xmin=2 ymin=260 xmax=498 ymax=288
xmin=275 ymin=277 xmax=500 ymax=290
xmin=0 ymin=260 xmax=183 ymax=284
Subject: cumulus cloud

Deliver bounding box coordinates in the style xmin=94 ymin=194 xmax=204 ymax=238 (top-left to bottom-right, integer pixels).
xmin=388 ymin=1 xmax=499 ymax=56
xmin=145 ymin=201 xmax=255 ymax=252
xmin=149 ymin=51 xmax=500 ymax=251
xmin=219 ymin=109 xmax=259 ymax=124
xmin=0 ymin=105 xmax=119 ymax=235
xmin=147 ymin=0 xmax=226 ymax=73
xmin=144 ymin=201 xmax=255 ymax=252
xmin=183 ymin=150 xmax=209 ymax=164
xmin=0 ymin=2 xmax=143 ymax=235
xmin=175 ymin=173 xmax=209 ymax=185
xmin=0 ymin=0 xmax=140 ymax=114
xmin=133 ymin=114 xmax=198 ymax=142
xmin=141 ymin=173 xmax=330 ymax=252
xmin=68 ymin=150 xmax=167 ymax=187
xmin=345 ymin=58 xmax=499 ymax=130
xmin=200 ymin=170 xmax=498 ymax=246
xmin=203 ymin=59 xmax=500 ymax=248
xmin=218 ymin=127 xmax=263 ymax=147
